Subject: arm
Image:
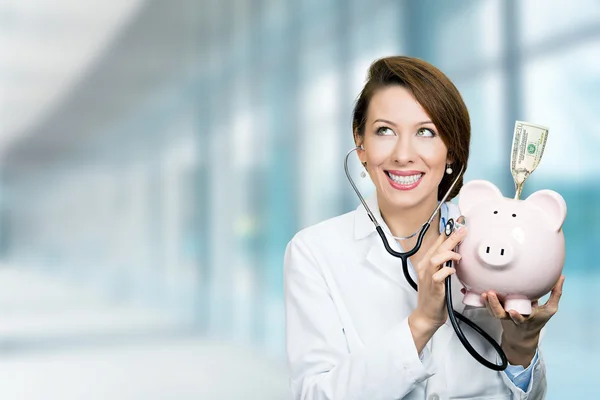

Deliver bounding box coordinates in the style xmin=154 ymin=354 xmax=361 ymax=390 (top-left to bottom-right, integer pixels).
xmin=284 ymin=236 xmax=435 ymax=400
xmin=482 ymin=276 xmax=565 ymax=400
xmin=502 ymin=350 xmax=544 ymax=393
xmin=500 ymin=349 xmax=546 ymax=399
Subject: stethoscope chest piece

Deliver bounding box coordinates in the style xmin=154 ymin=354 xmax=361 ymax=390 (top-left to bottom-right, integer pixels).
xmin=444 ymin=218 xmax=455 ymax=237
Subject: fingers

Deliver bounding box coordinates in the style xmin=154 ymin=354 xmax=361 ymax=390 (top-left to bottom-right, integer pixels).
xmin=423 ymin=225 xmax=467 ymax=260
xmin=429 ymin=251 xmax=462 ymax=269
xmin=435 ymin=226 xmax=467 ymax=254
xmin=432 ymin=266 xmax=455 ymax=283
xmin=483 ymin=292 xmax=539 ymax=323
xmin=482 ymin=292 xmax=508 ymax=319
xmin=542 ymin=275 xmax=564 ymax=315
xmin=507 ymin=309 xmax=527 ymax=324
xmin=423 ymin=230 xmax=451 ymax=259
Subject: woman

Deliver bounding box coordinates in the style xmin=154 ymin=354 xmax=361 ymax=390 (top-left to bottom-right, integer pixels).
xmin=284 ymin=56 xmax=563 ymax=399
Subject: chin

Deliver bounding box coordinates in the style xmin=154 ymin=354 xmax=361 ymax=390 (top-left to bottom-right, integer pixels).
xmin=379 ymin=177 xmax=439 ymax=211
xmin=387 ymin=194 xmax=429 ymax=210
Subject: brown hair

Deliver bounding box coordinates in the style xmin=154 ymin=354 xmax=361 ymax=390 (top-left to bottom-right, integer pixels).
xmin=352 ymin=56 xmax=470 ymax=201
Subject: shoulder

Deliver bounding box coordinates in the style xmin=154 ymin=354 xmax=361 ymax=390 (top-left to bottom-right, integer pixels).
xmin=290 ymin=209 xmax=356 ymax=249
xmin=284 ymin=209 xmax=357 ymax=277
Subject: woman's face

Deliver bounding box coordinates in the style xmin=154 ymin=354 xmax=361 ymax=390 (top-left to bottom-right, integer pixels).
xmin=356 ymin=85 xmax=450 ymax=211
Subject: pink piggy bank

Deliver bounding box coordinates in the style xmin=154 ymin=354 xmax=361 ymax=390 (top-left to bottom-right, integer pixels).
xmin=456 ymin=180 xmax=567 ymax=315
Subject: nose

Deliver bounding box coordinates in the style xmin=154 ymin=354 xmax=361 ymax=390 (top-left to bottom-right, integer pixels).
xmin=391 ymin=134 xmax=415 ymax=165
xmin=477 ymin=241 xmax=514 ymax=268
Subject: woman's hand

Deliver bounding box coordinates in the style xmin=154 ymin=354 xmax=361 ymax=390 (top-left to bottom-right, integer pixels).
xmin=410 ymin=225 xmax=467 ymax=335
xmin=481 ymin=275 xmax=565 ymax=367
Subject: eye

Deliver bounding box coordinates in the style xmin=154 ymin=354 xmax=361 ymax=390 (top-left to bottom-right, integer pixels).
xmin=416 ymin=127 xmax=435 ymax=137
xmin=376 ymin=126 xmax=395 ymax=136
xmin=512 ymin=213 xmax=516 ymax=217
xmin=493 ymin=211 xmax=498 ymax=214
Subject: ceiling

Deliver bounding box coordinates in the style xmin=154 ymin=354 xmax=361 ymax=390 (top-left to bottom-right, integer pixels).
xmin=0 ymin=0 xmax=146 ymax=158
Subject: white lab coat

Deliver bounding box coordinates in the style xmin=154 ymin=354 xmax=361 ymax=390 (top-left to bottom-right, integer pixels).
xmin=284 ymin=195 xmax=546 ymax=400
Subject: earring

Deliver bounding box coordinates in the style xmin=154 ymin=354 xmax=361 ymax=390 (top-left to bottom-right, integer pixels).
xmin=446 ymin=164 xmax=453 ymax=174
xmin=361 ymin=162 xmax=367 ymax=178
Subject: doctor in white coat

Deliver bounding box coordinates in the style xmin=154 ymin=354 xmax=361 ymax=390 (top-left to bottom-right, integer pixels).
xmin=284 ymin=56 xmax=563 ymax=400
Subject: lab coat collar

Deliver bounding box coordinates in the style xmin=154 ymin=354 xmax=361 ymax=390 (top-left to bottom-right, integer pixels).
xmin=353 ymin=193 xmax=415 ymax=291
xmin=353 ymin=194 xmax=450 ymax=241
xmin=353 ymin=193 xmax=385 ymax=241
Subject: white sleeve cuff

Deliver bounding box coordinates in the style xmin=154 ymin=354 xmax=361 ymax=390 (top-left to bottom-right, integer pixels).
xmin=394 ymin=317 xmax=436 ymax=384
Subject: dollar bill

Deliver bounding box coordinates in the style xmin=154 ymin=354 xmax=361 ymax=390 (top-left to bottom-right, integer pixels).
xmin=510 ymin=121 xmax=549 ymax=199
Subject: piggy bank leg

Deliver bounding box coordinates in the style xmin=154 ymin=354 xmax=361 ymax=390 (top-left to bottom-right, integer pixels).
xmin=504 ymin=295 xmax=532 ymax=315
xmin=462 ymin=291 xmax=485 ymax=308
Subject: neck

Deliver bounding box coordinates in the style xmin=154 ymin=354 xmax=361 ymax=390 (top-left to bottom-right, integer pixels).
xmin=378 ymin=194 xmax=441 ymax=239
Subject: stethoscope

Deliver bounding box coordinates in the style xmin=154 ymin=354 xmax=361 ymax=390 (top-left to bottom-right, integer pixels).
xmin=344 ymin=145 xmax=508 ymax=371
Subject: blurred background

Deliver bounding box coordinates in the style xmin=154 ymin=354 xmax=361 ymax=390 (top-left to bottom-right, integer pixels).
xmin=0 ymin=0 xmax=598 ymax=398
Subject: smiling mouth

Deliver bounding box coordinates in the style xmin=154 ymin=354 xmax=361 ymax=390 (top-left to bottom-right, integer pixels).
xmin=385 ymin=171 xmax=423 ymax=185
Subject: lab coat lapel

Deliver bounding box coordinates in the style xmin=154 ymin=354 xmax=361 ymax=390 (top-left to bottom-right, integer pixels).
xmin=364 ymin=236 xmax=413 ymax=290
xmin=355 ymin=194 xmax=417 ymax=291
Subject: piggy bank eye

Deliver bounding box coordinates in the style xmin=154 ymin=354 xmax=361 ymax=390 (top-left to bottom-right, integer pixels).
xmin=512 ymin=213 xmax=516 ymax=217
xmin=493 ymin=211 xmax=498 ymax=214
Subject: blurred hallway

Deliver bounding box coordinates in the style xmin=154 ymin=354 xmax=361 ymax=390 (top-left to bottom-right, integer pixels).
xmin=0 ymin=266 xmax=288 ymax=399
xmin=0 ymin=0 xmax=598 ymax=397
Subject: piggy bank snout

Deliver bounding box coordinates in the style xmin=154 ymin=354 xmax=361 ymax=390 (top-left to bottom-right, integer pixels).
xmin=477 ymin=240 xmax=515 ymax=268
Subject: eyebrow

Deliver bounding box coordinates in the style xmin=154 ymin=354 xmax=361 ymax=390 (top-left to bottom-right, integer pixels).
xmin=373 ymin=119 xmax=397 ymax=126
xmin=372 ymin=119 xmax=434 ymax=126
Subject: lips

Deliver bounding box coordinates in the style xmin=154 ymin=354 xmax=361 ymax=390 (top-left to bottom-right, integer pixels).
xmin=385 ymin=170 xmax=424 ymax=190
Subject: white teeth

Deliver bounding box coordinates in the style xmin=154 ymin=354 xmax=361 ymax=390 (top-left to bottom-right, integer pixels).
xmin=388 ymin=173 xmax=422 ymax=185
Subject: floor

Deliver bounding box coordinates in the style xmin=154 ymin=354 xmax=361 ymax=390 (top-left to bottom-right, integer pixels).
xmin=0 ymin=267 xmax=290 ymax=400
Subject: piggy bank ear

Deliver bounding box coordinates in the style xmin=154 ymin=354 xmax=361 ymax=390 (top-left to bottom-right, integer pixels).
xmin=525 ymin=190 xmax=567 ymax=231
xmin=458 ymin=180 xmax=503 ymax=215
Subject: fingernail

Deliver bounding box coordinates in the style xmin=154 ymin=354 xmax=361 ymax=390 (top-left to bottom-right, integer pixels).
xmin=454 ymin=226 xmax=465 ymax=236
